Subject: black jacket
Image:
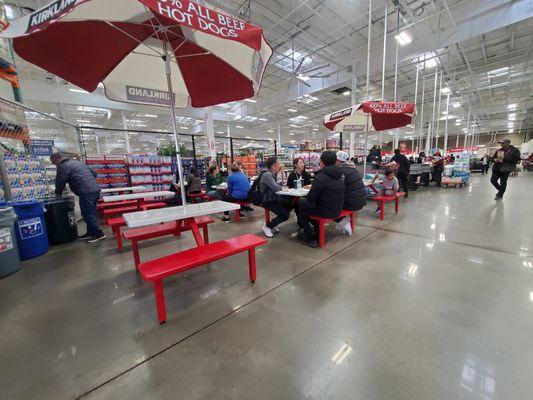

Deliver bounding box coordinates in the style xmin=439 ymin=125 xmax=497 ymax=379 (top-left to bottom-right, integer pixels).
xmin=302 ymin=165 xmax=345 ymax=218
xmin=338 ymin=161 xmax=366 ymax=211
xmin=287 ymin=169 xmax=312 ymax=188
xmin=493 ymin=145 xmax=521 ymax=173
xmin=55 ymin=159 xmax=100 ymax=196
xmin=391 ymin=154 xmax=411 ymax=176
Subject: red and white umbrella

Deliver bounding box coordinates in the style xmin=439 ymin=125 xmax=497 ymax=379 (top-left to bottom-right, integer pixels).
xmin=1 ymin=0 xmax=272 ymax=205
xmin=323 ymin=101 xmax=415 ymax=132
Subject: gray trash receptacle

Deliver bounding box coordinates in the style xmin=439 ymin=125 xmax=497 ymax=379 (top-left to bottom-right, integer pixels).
xmin=0 ymin=206 xmax=21 ymax=278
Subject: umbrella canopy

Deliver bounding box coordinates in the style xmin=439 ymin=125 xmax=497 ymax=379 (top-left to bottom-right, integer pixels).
xmin=1 ymin=0 xmax=272 ymax=206
xmin=323 ymin=101 xmax=415 ymax=132
xmin=0 ymin=0 xmax=272 ymax=108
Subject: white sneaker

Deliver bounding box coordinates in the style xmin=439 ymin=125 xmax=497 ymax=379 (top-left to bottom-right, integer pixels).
xmin=272 ymin=226 xmax=280 ymax=234
xmin=342 ymin=223 xmax=353 ymax=236
xmin=335 ymin=216 xmax=350 ymax=231
xmin=262 ymin=225 xmax=274 ymax=238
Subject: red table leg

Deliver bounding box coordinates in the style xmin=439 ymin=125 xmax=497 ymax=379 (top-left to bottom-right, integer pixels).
xmin=186 ymin=218 xmax=205 ymax=247
xmin=248 ymin=248 xmax=257 ymax=283
xmin=132 ymin=240 xmax=141 ymax=270
xmin=379 ymin=201 xmax=385 ymax=221
xmin=318 ymin=220 xmax=325 ymax=248
xmin=395 ymin=197 xmax=399 ymax=213
xmin=153 ymin=279 xmax=167 ymax=324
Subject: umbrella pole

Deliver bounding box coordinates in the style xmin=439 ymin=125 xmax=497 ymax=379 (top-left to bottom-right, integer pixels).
xmin=163 ymin=41 xmax=188 ymax=207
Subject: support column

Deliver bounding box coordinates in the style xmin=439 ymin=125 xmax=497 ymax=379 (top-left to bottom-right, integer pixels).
xmin=350 ymin=71 xmax=357 ymax=157
xmin=204 ymin=107 xmax=216 ymax=158
xmin=426 ymin=70 xmax=438 ymax=154
xmin=277 ymin=123 xmax=281 ymax=152
xmin=443 ymin=93 xmax=450 ymax=154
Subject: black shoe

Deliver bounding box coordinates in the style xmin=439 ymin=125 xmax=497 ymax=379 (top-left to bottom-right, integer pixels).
xmin=87 ymin=233 xmax=106 ymax=243
xmin=77 ymin=232 xmax=92 ymax=241
xmin=303 ymin=239 xmax=318 ymax=248
xmin=239 ymin=212 xmax=245 ymax=218
xmin=222 ymin=216 xmax=230 ymax=223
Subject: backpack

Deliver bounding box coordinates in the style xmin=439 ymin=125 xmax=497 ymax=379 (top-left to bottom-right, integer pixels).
xmin=247 ymin=173 xmax=263 ymax=206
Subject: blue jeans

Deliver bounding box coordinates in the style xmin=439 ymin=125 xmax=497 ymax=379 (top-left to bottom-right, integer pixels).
xmin=79 ymin=192 xmax=103 ymax=236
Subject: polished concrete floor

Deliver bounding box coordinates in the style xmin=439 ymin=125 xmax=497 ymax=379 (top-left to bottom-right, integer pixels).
xmin=1 ymin=173 xmax=532 ymax=400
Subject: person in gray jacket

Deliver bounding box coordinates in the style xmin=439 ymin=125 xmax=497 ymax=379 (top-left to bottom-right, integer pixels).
xmin=51 ymin=153 xmax=105 ymax=243
xmin=260 ymin=157 xmax=294 ymax=238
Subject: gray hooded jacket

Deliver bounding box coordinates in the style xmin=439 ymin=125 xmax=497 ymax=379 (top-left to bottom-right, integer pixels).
xmin=55 ymin=159 xmax=101 ymax=196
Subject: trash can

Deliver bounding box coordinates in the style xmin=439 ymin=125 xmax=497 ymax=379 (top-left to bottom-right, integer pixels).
xmin=10 ymin=200 xmax=49 ymax=260
xmin=0 ymin=206 xmax=20 ymax=278
xmin=44 ymin=196 xmax=78 ymax=245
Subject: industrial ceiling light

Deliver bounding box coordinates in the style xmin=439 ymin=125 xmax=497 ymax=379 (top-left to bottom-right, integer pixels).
xmin=508 ymin=113 xmax=516 ymax=120
xmin=258 ymin=118 xmax=268 ymax=121
xmin=488 ymin=67 xmax=509 ymax=77
xmin=287 ymin=108 xmax=298 ymax=113
xmin=452 ymin=102 xmax=461 ymax=108
xmin=395 ymin=31 xmax=412 ymax=46
xmin=296 ymin=73 xmax=310 ymax=82
xmin=441 ymin=87 xmax=451 ymax=94
xmin=235 ymin=125 xmax=244 ymax=128
xmin=507 ymin=103 xmax=517 ymax=110
xmin=455 ymin=119 xmax=461 ymax=123
xmin=342 ymin=90 xmax=351 ymax=96
xmin=508 ymin=129 xmax=514 ymax=133
xmin=425 ymin=58 xmax=438 ymax=69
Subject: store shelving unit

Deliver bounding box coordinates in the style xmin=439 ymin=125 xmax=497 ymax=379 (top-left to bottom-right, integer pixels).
xmin=126 ymin=155 xmax=173 ymax=192
xmin=86 ymin=156 xmax=128 ymax=190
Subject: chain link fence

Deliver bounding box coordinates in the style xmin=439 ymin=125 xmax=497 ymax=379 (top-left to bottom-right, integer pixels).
xmin=0 ymin=96 xmax=80 ymax=201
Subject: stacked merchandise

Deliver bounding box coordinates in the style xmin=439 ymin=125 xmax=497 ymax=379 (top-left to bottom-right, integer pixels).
xmin=177 ymin=157 xmax=207 ymax=180
xmin=442 ymin=160 xmax=470 ymax=188
xmin=276 ymin=153 xmax=293 ymax=174
xmin=86 ymin=156 xmax=128 ymax=190
xmin=235 ymin=156 xmax=257 ymax=177
xmin=127 ymin=155 xmax=173 ymax=192
xmin=294 ymin=151 xmax=321 ymax=172
xmin=1 ymin=153 xmax=56 ymax=201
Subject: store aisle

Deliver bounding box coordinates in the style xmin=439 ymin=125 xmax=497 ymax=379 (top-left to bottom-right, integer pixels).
xmin=1 ymin=174 xmax=532 ymax=400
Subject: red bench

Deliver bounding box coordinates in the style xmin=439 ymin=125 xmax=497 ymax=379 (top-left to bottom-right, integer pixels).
xmin=101 ymin=202 xmax=167 ymax=223
xmin=371 ymin=193 xmax=406 ymax=220
xmin=123 ymin=216 xmax=215 ymax=269
xmin=187 ymin=192 xmax=207 ymax=203
xmin=310 ymin=210 xmax=356 ymax=248
xmin=107 ymin=217 xmax=127 ymax=250
xmin=139 ymin=234 xmax=267 ymax=323
xmin=97 ymin=200 xmax=138 ymax=210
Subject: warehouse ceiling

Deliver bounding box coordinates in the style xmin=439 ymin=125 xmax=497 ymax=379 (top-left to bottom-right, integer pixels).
xmin=3 ymin=0 xmax=533 ymax=147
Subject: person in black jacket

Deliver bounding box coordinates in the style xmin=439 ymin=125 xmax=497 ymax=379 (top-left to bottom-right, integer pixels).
xmin=51 ymin=153 xmax=105 ymax=243
xmin=287 ymin=158 xmax=312 ymax=188
xmin=491 ymin=139 xmax=521 ymax=200
xmin=297 ymin=151 xmax=345 ymax=248
xmin=334 ymin=151 xmax=366 ymax=236
xmin=390 ymin=148 xmax=410 ymax=198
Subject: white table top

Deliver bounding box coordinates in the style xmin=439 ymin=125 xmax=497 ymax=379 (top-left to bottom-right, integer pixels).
xmin=213 ymin=182 xmax=227 ymax=190
xmin=102 ymin=190 xmax=174 ymax=202
xmin=123 ymin=201 xmax=241 ymax=228
xmin=101 ymin=186 xmax=147 ymax=194
xmin=276 ymin=188 xmax=310 ymax=197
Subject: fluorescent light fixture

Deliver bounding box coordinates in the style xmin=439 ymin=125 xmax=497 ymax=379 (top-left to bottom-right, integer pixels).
xmin=258 ymin=118 xmax=268 ymax=122
xmin=508 ymin=122 xmax=514 ymax=128
xmin=507 ymin=103 xmax=517 ymax=110
xmin=267 ymin=129 xmax=274 ymax=133
xmin=216 ymin=131 xmax=224 ymax=134
xmin=244 ymin=98 xmax=257 ymax=103
xmin=289 ymin=133 xmax=295 ymax=136
xmin=235 ymin=125 xmax=244 ymax=128
xmin=342 ymin=90 xmax=351 ymax=96
xmin=289 ymin=124 xmax=300 ymax=128
xmin=508 ymin=113 xmax=516 ymax=120
xmin=441 ymin=87 xmax=451 ymax=94
xmin=179 ymin=126 xmax=189 ymax=130
xmin=395 ymin=31 xmax=412 ymax=46
xmin=456 ymin=119 xmax=461 ymax=123
xmin=144 ymin=114 xmax=158 ymax=118
xmin=508 ymin=129 xmax=514 ymax=133
xmin=425 ymin=58 xmax=438 ymax=69
xmin=245 ymin=136 xmax=252 ymax=139
xmin=226 ymin=112 xmax=237 ymax=116
xmin=287 ymin=108 xmax=298 ymax=113
xmin=313 ymin=128 xmax=319 ymax=131
xmin=296 ymin=73 xmax=310 ymax=82
xmin=488 ymin=67 xmax=509 ymax=77
xmin=234 ymin=115 xmax=242 ymax=120
xmin=69 ymin=88 xmax=89 ymax=94
xmin=455 ymin=122 xmax=461 ymax=126
xmin=442 ymin=111 xmax=448 ymax=115
xmin=452 ymin=102 xmax=461 ymax=108
xmin=76 ymin=119 xmax=91 ymax=123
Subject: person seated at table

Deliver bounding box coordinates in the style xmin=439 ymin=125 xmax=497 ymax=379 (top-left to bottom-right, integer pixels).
xmin=260 ymin=157 xmax=294 ymax=238
xmin=287 ymin=157 xmax=312 ymax=189
xmin=186 ymin=167 xmax=202 ymax=195
xmin=297 ymin=151 xmax=345 ymax=248
xmin=221 ymin=162 xmax=249 ymax=222
xmin=206 ymin=164 xmax=223 ymax=199
xmin=334 ymin=151 xmax=366 ymax=236
xmin=370 ymin=168 xmax=398 ymax=215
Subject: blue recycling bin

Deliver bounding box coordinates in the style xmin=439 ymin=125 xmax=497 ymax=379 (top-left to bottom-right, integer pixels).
xmin=10 ymin=200 xmax=49 ymax=260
